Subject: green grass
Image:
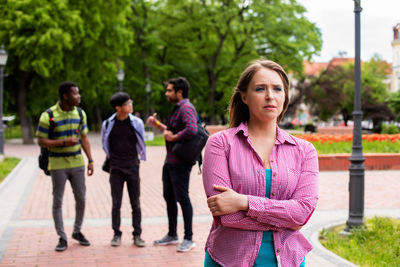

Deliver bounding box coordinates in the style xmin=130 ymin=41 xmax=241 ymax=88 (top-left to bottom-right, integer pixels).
xmin=4 ymin=125 xmax=23 ymax=139
xmin=0 ymin=157 xmax=21 ymax=183
xmin=312 ymin=140 xmax=400 ymax=154
xmin=320 ymin=217 xmax=400 ymax=267
xmin=145 ymin=135 xmax=165 ymax=146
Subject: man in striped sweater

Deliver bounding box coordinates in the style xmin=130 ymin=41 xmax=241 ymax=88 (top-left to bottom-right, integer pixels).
xmin=36 ymin=81 xmax=94 ymax=252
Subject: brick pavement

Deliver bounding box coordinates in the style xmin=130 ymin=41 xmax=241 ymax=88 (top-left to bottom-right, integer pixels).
xmin=1 ymin=134 xmax=399 ymax=266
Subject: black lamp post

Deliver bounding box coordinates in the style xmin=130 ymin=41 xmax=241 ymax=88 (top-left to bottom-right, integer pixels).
xmin=0 ymin=45 xmax=8 ymax=156
xmin=145 ymin=82 xmax=151 ymax=119
xmin=116 ymin=68 xmax=125 ymax=91
xmin=346 ymin=0 xmax=365 ymax=230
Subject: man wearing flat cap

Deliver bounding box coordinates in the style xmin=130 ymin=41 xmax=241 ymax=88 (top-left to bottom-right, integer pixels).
xmin=101 ymin=92 xmax=146 ymax=247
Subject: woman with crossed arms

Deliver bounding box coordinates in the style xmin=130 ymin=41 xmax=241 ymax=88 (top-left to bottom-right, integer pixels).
xmin=202 ymin=59 xmax=319 ymax=267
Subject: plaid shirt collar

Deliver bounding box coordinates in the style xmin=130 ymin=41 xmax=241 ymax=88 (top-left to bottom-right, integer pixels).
xmin=175 ymin=98 xmax=189 ymax=107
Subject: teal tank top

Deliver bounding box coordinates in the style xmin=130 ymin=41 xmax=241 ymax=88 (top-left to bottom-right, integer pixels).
xmin=253 ymin=169 xmax=277 ymax=266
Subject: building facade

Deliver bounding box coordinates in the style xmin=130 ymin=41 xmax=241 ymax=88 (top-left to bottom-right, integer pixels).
xmin=391 ymin=23 xmax=400 ymax=93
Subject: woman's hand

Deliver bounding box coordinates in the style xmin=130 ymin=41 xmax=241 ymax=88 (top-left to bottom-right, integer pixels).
xmin=207 ymin=185 xmax=249 ymax=216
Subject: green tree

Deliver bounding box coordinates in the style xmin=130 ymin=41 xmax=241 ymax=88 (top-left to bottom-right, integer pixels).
xmin=303 ymin=57 xmax=394 ymax=128
xmin=388 ymin=90 xmax=400 ymax=121
xmin=152 ymin=0 xmax=322 ymax=123
xmin=125 ymin=0 xmax=171 ymax=120
xmin=0 ymin=0 xmax=133 ymax=143
xmin=61 ymin=0 xmax=133 ymax=130
xmin=0 ymin=0 xmax=84 ymax=143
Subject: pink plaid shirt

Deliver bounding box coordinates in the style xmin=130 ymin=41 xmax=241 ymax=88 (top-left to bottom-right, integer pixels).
xmin=202 ymin=122 xmax=319 ymax=267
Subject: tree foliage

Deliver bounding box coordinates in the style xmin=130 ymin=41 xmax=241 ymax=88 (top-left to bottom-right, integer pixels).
xmin=302 ymin=57 xmax=394 ymax=128
xmin=0 ymin=0 xmax=133 ymax=142
xmin=0 ymin=0 xmax=322 ymax=141
xmin=388 ymin=90 xmax=400 ymax=121
xmin=148 ymin=0 xmax=322 ymax=123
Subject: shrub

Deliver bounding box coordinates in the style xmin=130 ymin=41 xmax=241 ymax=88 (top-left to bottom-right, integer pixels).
xmin=381 ymin=124 xmax=400 ymax=134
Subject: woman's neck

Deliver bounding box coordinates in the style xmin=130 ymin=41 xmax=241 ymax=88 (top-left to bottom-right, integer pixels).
xmin=247 ymin=119 xmax=277 ymax=139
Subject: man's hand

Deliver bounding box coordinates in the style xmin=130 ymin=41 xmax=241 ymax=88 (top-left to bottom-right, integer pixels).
xmin=87 ymin=163 xmax=94 ymax=176
xmin=207 ymin=185 xmax=249 ymax=216
xmin=64 ymin=137 xmax=79 ymax=147
xmin=163 ymin=130 xmax=178 ymax=142
xmin=146 ymin=112 xmax=158 ymax=127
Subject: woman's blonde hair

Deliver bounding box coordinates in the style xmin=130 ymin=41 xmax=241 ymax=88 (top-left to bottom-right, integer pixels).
xmin=228 ymin=59 xmax=290 ymax=128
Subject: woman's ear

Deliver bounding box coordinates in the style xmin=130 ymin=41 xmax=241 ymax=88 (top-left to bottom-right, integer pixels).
xmin=240 ymin=92 xmax=248 ymax=105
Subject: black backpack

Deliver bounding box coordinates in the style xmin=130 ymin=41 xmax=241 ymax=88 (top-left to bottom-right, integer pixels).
xmin=171 ymin=117 xmax=209 ymax=173
xmin=38 ymin=107 xmax=83 ymax=175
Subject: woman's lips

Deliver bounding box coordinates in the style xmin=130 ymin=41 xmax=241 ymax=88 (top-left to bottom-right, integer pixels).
xmin=264 ymin=105 xmax=276 ymax=109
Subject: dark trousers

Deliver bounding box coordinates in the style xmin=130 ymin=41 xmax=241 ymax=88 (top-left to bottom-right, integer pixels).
xmin=162 ymin=163 xmax=193 ymax=240
xmin=110 ymin=165 xmax=142 ymax=237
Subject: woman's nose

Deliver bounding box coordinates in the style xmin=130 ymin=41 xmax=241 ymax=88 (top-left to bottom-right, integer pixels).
xmin=265 ymin=88 xmax=273 ymax=99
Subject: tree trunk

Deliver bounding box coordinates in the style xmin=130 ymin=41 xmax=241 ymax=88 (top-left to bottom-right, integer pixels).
xmin=208 ymin=70 xmax=218 ymax=124
xmin=17 ymin=71 xmax=34 ymax=144
xmin=341 ymin=109 xmax=350 ymax=127
xmin=94 ymin=105 xmax=102 ymax=131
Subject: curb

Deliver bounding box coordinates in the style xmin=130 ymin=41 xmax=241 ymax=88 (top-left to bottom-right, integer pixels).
xmin=310 ymin=220 xmax=359 ymax=267
xmin=0 ymin=157 xmax=25 ymax=193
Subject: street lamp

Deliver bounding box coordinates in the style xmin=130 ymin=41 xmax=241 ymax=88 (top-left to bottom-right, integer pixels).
xmin=145 ymin=82 xmax=151 ymax=119
xmin=0 ymin=45 xmax=8 ymax=156
xmin=116 ymin=68 xmax=125 ymax=91
xmin=346 ymin=0 xmax=365 ymax=230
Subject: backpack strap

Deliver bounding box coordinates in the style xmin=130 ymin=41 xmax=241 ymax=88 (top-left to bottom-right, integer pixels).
xmin=76 ymin=107 xmax=84 ymax=134
xmin=46 ymin=109 xmax=55 ymax=140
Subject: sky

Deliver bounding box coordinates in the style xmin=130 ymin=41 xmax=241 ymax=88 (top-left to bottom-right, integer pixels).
xmin=296 ymin=0 xmax=399 ymax=63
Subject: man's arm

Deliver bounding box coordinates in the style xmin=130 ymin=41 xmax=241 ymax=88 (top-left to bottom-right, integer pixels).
xmin=38 ymin=137 xmax=79 ymax=148
xmin=81 ymin=133 xmax=94 ymax=176
xmin=146 ymin=112 xmax=167 ymax=132
xmin=37 ymin=111 xmax=79 ymax=148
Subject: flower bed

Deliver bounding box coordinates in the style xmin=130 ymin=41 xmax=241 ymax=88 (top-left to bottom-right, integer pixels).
xmin=296 ymin=133 xmax=400 ymax=143
xmin=295 ymin=134 xmax=400 ymax=171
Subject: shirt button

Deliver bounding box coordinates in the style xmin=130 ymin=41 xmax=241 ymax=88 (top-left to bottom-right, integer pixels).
xmin=273 ymin=173 xmax=277 ymax=177
xmin=270 ymin=160 xmax=274 ymax=163
xmin=276 ymin=249 xmax=280 ymax=253
xmin=271 ymin=193 xmax=276 ymax=196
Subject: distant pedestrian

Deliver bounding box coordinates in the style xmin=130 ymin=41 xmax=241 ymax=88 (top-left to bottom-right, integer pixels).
xmin=36 ymin=81 xmax=94 ymax=252
xmin=146 ymin=77 xmax=197 ymax=252
xmin=101 ymin=92 xmax=146 ymax=247
xmin=202 ymin=60 xmax=319 ymax=266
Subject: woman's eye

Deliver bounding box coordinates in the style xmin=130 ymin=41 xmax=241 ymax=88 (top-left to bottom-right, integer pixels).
xmin=255 ymin=86 xmax=265 ymax=91
xmin=274 ymin=87 xmax=283 ymax=91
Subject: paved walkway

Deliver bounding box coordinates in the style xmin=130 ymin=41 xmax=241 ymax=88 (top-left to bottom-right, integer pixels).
xmin=0 ymin=133 xmax=399 ymax=267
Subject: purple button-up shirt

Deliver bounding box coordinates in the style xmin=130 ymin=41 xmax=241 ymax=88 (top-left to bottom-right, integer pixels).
xmin=166 ymin=98 xmax=198 ymax=163
xmin=202 ymin=122 xmax=319 ymax=267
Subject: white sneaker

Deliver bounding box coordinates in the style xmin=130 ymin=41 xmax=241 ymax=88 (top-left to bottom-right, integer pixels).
xmin=177 ymin=239 xmax=196 ymax=252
